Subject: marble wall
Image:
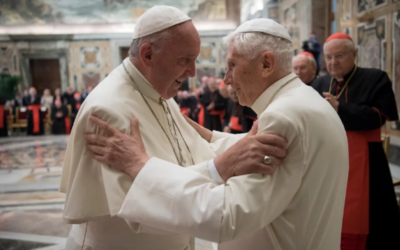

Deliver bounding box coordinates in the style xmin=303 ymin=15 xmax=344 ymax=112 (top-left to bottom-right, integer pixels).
xmin=68 ymin=41 xmax=113 ymax=92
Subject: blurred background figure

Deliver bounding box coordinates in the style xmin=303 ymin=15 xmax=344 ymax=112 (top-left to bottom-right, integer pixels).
xmin=26 ymin=87 xmax=44 ymax=136
xmin=81 ymin=86 xmax=93 ymax=102
xmin=223 ymin=86 xmax=243 ymax=134
xmin=63 ymin=86 xmax=76 ymax=107
xmin=71 ymin=92 xmax=82 ymax=127
xmin=51 ymin=99 xmax=70 ymax=135
xmin=293 ymin=52 xmax=318 ymax=85
xmin=302 ymin=32 xmax=321 ymax=75
xmin=22 ymin=89 xmax=29 ymax=106
xmin=200 ymin=77 xmax=227 ymax=131
xmin=218 ymin=79 xmax=229 ymax=99
xmin=41 ymin=88 xmax=54 ymax=108
xmin=0 ymin=93 xmax=8 ymax=137
xmin=53 ymin=87 xmax=65 ymax=105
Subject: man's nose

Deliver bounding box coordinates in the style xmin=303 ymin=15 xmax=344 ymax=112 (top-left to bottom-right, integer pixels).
xmin=187 ymin=61 xmax=196 ymax=77
xmin=224 ymin=71 xmax=232 ymax=85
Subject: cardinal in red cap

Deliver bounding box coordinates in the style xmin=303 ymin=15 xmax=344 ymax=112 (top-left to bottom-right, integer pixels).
xmin=293 ymin=51 xmax=317 ymax=85
xmin=311 ymin=33 xmax=400 ymax=250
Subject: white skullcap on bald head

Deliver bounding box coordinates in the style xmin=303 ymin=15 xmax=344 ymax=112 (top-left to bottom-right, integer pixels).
xmin=231 ymin=18 xmax=292 ymax=42
xmin=132 ymin=5 xmax=191 ymax=39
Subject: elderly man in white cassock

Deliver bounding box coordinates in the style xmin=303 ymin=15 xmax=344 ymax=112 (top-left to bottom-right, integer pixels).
xmin=85 ymin=18 xmax=350 ymax=250
xmin=60 ymin=6 xmax=288 ymax=250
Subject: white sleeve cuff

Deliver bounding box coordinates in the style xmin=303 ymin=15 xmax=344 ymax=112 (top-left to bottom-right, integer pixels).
xmin=207 ymin=159 xmax=225 ymax=184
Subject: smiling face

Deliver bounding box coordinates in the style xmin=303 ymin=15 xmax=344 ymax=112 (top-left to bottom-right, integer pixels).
xmin=140 ymin=21 xmax=200 ymax=99
xmin=223 ymin=43 xmax=266 ymax=107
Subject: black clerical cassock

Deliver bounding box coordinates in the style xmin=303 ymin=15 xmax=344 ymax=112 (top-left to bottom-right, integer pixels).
xmin=312 ymin=66 xmax=400 ymax=249
xmin=52 ymin=100 xmax=70 ymax=135
xmin=223 ymin=99 xmax=244 ymax=134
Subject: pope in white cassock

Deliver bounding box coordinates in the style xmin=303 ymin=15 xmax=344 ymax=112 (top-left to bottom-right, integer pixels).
xmin=84 ymin=9 xmax=350 ymax=250
xmin=60 ymin=5 xmax=289 ymax=250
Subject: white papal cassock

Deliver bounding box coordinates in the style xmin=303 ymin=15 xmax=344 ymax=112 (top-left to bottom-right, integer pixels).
xmin=117 ymin=73 xmax=349 ymax=250
xmin=60 ymin=58 xmax=241 ymax=250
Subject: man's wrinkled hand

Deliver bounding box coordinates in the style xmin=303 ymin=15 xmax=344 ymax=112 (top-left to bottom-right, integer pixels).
xmin=323 ymin=92 xmax=339 ymax=112
xmin=85 ymin=116 xmax=149 ymax=179
xmin=214 ymin=122 xmax=287 ymax=181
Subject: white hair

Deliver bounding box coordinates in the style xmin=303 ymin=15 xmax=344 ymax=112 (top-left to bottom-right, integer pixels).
xmin=222 ymin=32 xmax=293 ymax=71
xmin=323 ymin=38 xmax=357 ymax=52
xmin=292 ymin=54 xmax=316 ymax=66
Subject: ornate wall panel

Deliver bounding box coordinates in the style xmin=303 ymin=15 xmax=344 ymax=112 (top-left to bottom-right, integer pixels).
xmin=68 ymin=41 xmax=113 ymax=92
xmin=357 ymin=17 xmax=386 ymax=70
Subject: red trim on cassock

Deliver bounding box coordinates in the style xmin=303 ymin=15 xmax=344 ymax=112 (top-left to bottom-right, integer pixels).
xmin=180 ymin=107 xmax=189 ymax=116
xmin=229 ymin=116 xmax=242 ymax=131
xmin=76 ymin=103 xmax=81 ymax=110
xmin=209 ymin=110 xmax=225 ymax=122
xmin=0 ymin=105 xmax=3 ymax=129
xmin=65 ymin=117 xmax=71 ymax=134
xmin=28 ymin=105 xmax=41 ymax=133
xmin=341 ymin=128 xmax=381 ymax=249
xmin=198 ymin=104 xmax=204 ymax=127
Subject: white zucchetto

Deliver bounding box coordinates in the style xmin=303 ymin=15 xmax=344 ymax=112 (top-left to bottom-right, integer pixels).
xmin=232 ymin=18 xmax=292 ymax=42
xmin=132 ymin=5 xmax=191 ymax=39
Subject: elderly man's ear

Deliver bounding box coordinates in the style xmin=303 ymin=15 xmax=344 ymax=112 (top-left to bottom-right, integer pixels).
xmin=139 ymin=43 xmax=154 ymax=65
xmin=261 ymin=51 xmax=276 ymax=77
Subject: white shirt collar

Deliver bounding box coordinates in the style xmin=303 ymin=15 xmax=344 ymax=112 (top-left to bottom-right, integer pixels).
xmin=121 ymin=57 xmax=162 ymax=102
xmin=251 ymin=73 xmax=298 ymax=116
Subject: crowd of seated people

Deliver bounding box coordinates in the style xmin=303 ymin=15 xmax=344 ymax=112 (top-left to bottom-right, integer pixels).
xmin=0 ymin=85 xmax=93 ymax=137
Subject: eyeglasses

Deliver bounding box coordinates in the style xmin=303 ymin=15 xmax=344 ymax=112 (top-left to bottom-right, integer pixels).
xmin=325 ymin=51 xmax=352 ymax=62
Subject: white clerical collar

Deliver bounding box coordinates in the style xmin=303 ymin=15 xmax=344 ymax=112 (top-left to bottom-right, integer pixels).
xmin=122 ymin=57 xmax=161 ymax=102
xmin=251 ymin=72 xmax=297 ymax=116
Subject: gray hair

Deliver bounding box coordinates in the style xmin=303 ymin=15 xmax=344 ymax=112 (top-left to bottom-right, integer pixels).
xmin=222 ymin=32 xmax=293 ymax=71
xmin=323 ymin=38 xmax=357 ymax=52
xmin=128 ymin=28 xmax=174 ymax=59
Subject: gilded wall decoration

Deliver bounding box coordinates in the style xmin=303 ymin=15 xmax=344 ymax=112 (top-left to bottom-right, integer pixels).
xmin=357 ymin=17 xmax=386 ymax=70
xmin=69 ymin=41 xmax=113 ymax=92
xmin=282 ymin=3 xmax=298 ymax=42
xmin=358 ymin=0 xmax=387 ymax=15
xmin=80 ymin=47 xmax=101 ymax=69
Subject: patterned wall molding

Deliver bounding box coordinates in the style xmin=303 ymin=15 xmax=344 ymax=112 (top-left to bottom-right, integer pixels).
xmin=68 ymin=41 xmax=113 ymax=92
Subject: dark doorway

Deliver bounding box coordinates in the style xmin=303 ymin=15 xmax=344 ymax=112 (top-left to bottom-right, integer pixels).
xmin=120 ymin=47 xmax=130 ymax=62
xmin=30 ymin=59 xmax=61 ymax=95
